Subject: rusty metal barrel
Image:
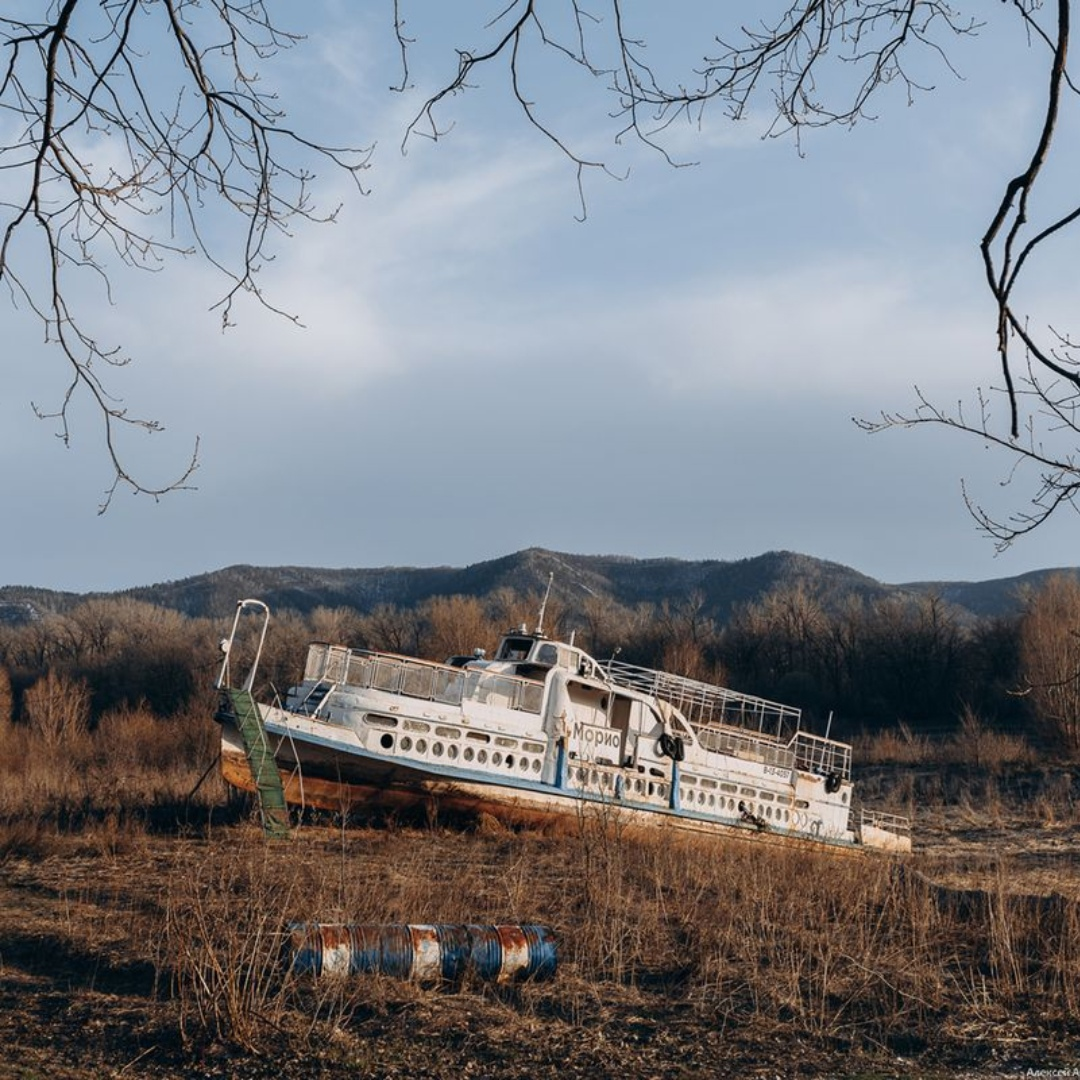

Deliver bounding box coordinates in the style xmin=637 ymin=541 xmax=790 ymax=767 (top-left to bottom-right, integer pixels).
xmin=286 ymin=923 xmax=557 ymax=983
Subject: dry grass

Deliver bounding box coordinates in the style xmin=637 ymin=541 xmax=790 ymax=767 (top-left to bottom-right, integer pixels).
xmin=856 ymin=711 xmax=1038 ymax=771
xmin=1 ymin=715 xmax=1079 ymax=1077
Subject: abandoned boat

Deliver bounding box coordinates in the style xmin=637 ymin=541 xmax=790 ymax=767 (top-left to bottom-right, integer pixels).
xmin=214 ymin=599 xmax=911 ymax=853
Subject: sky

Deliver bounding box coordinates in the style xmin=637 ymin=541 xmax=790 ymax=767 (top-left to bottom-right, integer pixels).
xmin=3 ymin=2 xmax=1080 ymax=593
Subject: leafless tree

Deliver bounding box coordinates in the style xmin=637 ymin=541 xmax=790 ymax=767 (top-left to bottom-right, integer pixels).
xmin=1 ymin=1 xmax=368 ymax=507
xmin=7 ymin=1 xmax=1078 ymax=537
xmin=400 ymin=2 xmax=1080 ymax=545
xmin=1017 ymin=572 xmax=1080 ymax=751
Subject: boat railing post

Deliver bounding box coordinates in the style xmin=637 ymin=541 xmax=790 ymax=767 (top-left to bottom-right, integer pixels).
xmin=215 ymin=598 xmax=270 ymax=692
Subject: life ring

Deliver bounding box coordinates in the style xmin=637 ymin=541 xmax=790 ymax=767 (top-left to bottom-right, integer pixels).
xmin=824 ymin=772 xmax=841 ymax=794
xmin=657 ymin=733 xmax=686 ymax=761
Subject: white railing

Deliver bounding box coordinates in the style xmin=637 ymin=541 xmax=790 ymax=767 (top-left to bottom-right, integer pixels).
xmin=605 ymin=658 xmax=801 ymax=737
xmin=694 ymin=724 xmax=796 ymax=770
xmin=302 ymin=645 xmax=544 ymax=715
xmin=791 ymin=732 xmax=852 ymax=780
xmin=860 ymin=807 xmax=912 ymax=836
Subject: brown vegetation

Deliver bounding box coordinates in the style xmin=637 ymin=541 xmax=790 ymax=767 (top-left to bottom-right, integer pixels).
xmin=0 ymin=584 xmax=1079 ymax=1076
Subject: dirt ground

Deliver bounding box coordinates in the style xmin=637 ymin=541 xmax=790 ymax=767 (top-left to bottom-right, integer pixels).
xmin=2 ymin=766 xmax=1079 ymax=1080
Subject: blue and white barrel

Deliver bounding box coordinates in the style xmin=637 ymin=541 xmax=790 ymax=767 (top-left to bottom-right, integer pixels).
xmin=287 ymin=923 xmax=557 ymax=983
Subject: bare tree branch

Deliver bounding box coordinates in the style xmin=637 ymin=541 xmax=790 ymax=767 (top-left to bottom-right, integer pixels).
xmin=1 ymin=1 xmax=370 ymax=509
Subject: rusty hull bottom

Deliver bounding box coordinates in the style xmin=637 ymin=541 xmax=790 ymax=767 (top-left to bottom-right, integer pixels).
xmin=220 ymin=748 xmax=872 ymax=854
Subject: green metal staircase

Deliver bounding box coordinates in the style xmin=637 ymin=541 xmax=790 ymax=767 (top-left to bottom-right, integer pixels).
xmin=226 ymin=687 xmax=290 ymax=839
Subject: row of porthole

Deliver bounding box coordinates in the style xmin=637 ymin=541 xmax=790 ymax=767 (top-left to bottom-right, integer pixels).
xmin=379 ymin=732 xmax=542 ymax=774
xmin=573 ymin=768 xmax=671 ymax=800
xmin=676 ymin=789 xmax=794 ymax=822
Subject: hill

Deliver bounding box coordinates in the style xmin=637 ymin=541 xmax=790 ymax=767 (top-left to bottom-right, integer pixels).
xmin=2 ymin=548 xmax=1077 ymax=627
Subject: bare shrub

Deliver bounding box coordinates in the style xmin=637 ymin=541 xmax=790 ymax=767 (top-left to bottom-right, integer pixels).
xmin=22 ymin=669 xmax=92 ymax=748
xmin=947 ymin=706 xmax=1035 ymax=771
xmin=854 ymin=722 xmax=932 ymax=765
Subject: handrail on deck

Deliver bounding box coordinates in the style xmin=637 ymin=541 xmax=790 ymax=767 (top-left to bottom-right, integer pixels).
xmin=604 ymin=657 xmax=801 ymax=738
xmin=302 ymin=645 xmax=544 ymax=715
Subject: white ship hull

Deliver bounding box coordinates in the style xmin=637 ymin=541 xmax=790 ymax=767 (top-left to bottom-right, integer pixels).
xmin=215 ymin=601 xmax=911 ymax=854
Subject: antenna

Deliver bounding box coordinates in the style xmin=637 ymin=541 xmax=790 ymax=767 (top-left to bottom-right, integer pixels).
xmin=535 ymin=572 xmax=554 ymax=635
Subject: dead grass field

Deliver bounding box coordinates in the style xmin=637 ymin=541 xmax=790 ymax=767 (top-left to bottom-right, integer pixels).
xmin=1 ymin=716 xmax=1079 ymax=1079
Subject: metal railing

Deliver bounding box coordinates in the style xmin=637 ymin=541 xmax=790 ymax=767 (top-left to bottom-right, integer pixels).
xmin=860 ymin=807 xmax=911 ymax=836
xmin=791 ymin=732 xmax=852 ymax=780
xmin=695 ymin=725 xmax=796 ymax=769
xmin=605 ymin=658 xmax=801 ymax=738
xmin=302 ymin=645 xmax=544 ymax=715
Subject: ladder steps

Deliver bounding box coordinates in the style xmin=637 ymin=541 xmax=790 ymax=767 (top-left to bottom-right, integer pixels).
xmin=227 ymin=687 xmax=290 ymax=839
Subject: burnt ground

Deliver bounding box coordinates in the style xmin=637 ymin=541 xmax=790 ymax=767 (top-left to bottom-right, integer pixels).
xmin=2 ymin=767 xmax=1080 ymax=1080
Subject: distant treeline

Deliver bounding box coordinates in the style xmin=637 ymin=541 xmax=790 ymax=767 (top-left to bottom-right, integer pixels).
xmin=2 ymin=576 xmax=1079 ymax=751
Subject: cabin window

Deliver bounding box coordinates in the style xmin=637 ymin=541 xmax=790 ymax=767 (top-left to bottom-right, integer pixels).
xmin=497 ymin=637 xmax=533 ymax=661
xmin=466 ymin=731 xmax=491 ymax=743
xmin=758 ymin=791 xmax=774 ymax=802
xmin=365 ymin=714 xmax=398 ymax=728
xmin=535 ymin=643 xmax=558 ymax=665
xmin=495 ymin=736 xmax=517 ymax=748
xmin=404 ymin=720 xmax=430 ymax=733
xmin=435 ymin=726 xmax=460 ymax=739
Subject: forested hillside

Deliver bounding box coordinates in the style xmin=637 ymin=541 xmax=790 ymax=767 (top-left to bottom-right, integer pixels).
xmin=3 ymin=547 xmax=1076 ymax=625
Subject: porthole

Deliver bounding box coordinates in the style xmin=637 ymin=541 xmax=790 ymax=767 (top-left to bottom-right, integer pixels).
xmin=519 ymin=757 xmax=529 ymax=772
xmin=432 ymin=742 xmax=444 ymax=757
xmin=505 ymin=754 xmax=515 ymax=769
xmin=477 ymin=749 xmax=488 ymax=764
xmin=380 ymin=733 xmax=394 ymax=750
xmin=400 ymin=736 xmax=413 ymax=752
xmin=463 ymin=746 xmax=474 ymax=762
xmin=415 ymin=739 xmax=427 ymax=754
xmin=448 ymin=745 xmax=459 ymax=760
xmin=492 ymin=752 xmax=503 ymax=767
xmin=531 ymin=759 xmax=541 ymax=773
